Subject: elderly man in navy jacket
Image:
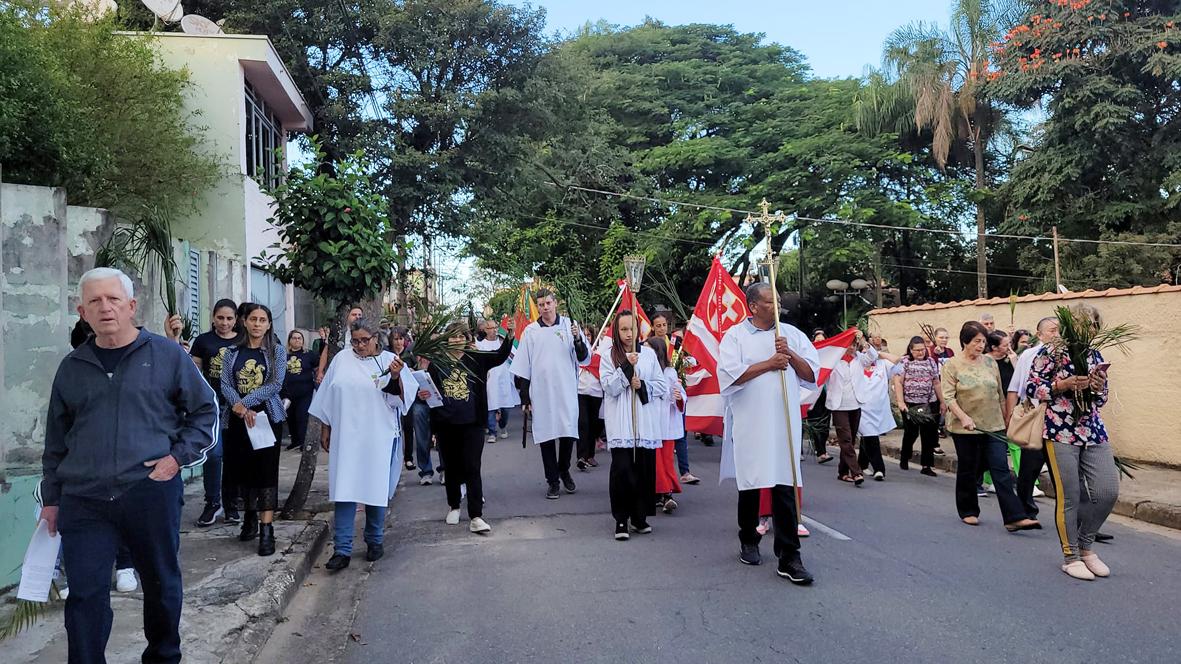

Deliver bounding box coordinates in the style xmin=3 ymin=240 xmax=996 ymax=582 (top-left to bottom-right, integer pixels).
xmin=40 ymin=267 xmax=218 ymax=664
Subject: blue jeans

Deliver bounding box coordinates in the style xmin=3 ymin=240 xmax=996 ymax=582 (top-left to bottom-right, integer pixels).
xmin=333 ymin=502 xmax=387 ymax=556
xmin=59 ymin=476 xmax=184 ymax=664
xmin=202 ymin=426 xmax=223 ymax=507
xmin=487 ymin=408 xmax=509 ymax=435
xmin=410 ymin=400 xmax=434 ymax=477
xmin=674 ymin=435 xmax=689 ymax=475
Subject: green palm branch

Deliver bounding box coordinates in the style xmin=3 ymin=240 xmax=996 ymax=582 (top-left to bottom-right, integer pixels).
xmin=95 ymin=204 xmax=180 ymax=315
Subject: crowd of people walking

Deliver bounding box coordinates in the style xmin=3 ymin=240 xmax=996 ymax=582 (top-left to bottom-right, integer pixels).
xmin=37 ymin=266 xmax=1126 ymax=663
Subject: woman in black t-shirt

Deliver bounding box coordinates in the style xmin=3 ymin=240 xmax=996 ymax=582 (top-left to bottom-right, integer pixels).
xmin=189 ymin=298 xmax=240 ymax=527
xmin=282 ymin=330 xmax=319 ymax=451
xmin=427 ymin=321 xmax=513 ymax=534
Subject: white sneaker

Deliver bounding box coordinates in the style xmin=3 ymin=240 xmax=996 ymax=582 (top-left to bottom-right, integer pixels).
xmin=797 ymin=523 xmax=810 ymax=538
xmin=445 ymin=509 xmax=461 ymax=525
xmin=985 ymin=483 xmax=996 ymax=494
xmin=115 ymin=568 xmax=138 ymax=593
xmin=1033 ymin=487 xmax=1046 ymax=498
xmin=485 ymin=434 xmax=496 ymax=444
xmin=470 ymin=517 xmax=491 ymax=534
xmin=499 ymin=429 xmax=509 ymax=439
xmin=420 ymin=476 xmax=433 ymax=486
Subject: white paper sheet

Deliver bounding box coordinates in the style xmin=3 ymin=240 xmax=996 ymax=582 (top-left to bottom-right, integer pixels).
xmin=17 ymin=519 xmax=62 ymax=602
xmin=247 ymin=411 xmax=277 ymax=450
xmin=412 ymin=370 xmax=444 ymax=408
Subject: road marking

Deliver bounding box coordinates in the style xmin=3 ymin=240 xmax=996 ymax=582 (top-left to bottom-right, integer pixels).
xmin=802 ymin=516 xmax=852 ymax=541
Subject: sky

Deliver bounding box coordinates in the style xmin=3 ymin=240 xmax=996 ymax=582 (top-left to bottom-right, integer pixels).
xmin=442 ymin=0 xmax=960 ymax=307
xmin=507 ymin=0 xmax=955 ymax=79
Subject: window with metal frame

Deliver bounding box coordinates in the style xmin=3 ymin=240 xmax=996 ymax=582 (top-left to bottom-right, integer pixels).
xmin=244 ymin=82 xmax=284 ymax=189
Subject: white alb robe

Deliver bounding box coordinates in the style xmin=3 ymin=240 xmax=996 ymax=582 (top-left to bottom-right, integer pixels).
xmin=308 ymin=350 xmax=416 ymax=506
xmin=476 ymin=338 xmax=521 ymax=410
xmin=509 ymin=316 xmax=591 ymax=444
xmin=600 ymin=345 xmax=667 ymax=449
xmin=718 ymin=320 xmax=820 ymax=491
xmin=858 ymin=359 xmax=897 ymax=437
xmin=662 ymin=366 xmax=685 ymax=441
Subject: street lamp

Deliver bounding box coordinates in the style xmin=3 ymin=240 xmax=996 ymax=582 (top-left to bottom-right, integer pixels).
xmin=826 ymin=278 xmax=869 ymax=321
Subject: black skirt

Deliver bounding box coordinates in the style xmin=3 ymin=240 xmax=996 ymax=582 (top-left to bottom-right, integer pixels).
xmin=223 ymin=412 xmax=283 ymax=512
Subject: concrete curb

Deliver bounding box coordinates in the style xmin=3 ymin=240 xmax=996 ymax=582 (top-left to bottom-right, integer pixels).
xmin=872 ymin=435 xmax=1181 ymax=532
xmin=228 ymin=516 xmax=331 ymax=664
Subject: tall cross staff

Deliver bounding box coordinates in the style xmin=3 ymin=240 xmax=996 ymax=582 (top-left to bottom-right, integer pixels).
xmin=746 ymin=199 xmax=802 ymax=523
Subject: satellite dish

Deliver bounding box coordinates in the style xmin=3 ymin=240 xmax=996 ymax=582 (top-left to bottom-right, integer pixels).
xmin=181 ymin=14 xmax=223 ymax=35
xmin=140 ymin=0 xmax=183 ymax=23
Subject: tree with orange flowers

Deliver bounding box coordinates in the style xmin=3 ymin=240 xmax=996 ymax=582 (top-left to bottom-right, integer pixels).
xmin=991 ymin=0 xmax=1181 ymax=288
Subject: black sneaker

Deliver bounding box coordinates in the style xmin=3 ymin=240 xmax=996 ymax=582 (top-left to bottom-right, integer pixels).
xmin=920 ymin=467 xmax=938 ymax=477
xmin=738 ymin=543 xmax=762 ymax=566
xmin=325 ymin=553 xmax=351 ymax=571
xmin=223 ymin=509 xmax=241 ymax=525
xmin=365 ymin=543 xmax=384 ymax=562
xmin=196 ymin=503 xmax=223 ymax=528
xmin=614 ymin=523 xmax=630 ymax=540
xmin=546 ymin=483 xmax=560 ymax=500
xmin=777 ymin=558 xmax=814 ymax=585
xmin=576 ymin=459 xmax=588 ymax=472
xmin=561 ymin=474 xmax=577 ymax=494
xmin=630 ymin=521 xmax=652 ymax=534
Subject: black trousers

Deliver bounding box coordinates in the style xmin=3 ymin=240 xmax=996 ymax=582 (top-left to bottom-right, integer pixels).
xmin=900 ymin=402 xmax=939 ymax=468
xmin=284 ymin=393 xmax=313 ymax=448
xmin=577 ymin=394 xmax=605 ymax=460
xmin=1016 ymin=446 xmax=1045 ymax=516
xmin=857 ymin=435 xmax=885 ymax=474
xmin=402 ymin=413 xmax=415 ymax=463
xmin=951 ymin=432 xmax=1029 ymax=523
xmin=436 ymin=422 xmax=486 ymax=518
xmin=540 ymin=437 xmax=575 ymax=484
xmin=609 ymin=447 xmax=656 ymax=525
xmin=738 ymin=485 xmax=801 ymax=561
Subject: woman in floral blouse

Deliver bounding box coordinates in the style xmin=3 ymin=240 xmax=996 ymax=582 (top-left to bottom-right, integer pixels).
xmin=1026 ymin=304 xmax=1116 ymax=582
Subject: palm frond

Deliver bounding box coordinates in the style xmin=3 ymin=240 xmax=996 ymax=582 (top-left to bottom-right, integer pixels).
xmin=1114 ymin=456 xmax=1140 ymax=481
xmin=407 ymin=304 xmax=472 ymax=377
xmin=94 ymin=204 xmax=180 ymax=315
xmin=0 ymin=582 xmax=61 ymax=642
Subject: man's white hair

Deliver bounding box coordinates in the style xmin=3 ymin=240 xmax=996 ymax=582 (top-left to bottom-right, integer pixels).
xmin=79 ymin=267 xmax=135 ymax=300
xmin=979 ymin=312 xmax=995 ymax=322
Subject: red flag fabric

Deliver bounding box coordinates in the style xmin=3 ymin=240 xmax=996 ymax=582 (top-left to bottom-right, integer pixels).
xmin=799 ymin=328 xmax=858 ymax=415
xmin=682 ymin=257 xmax=751 ymax=436
xmin=617 ymin=279 xmax=652 ymax=340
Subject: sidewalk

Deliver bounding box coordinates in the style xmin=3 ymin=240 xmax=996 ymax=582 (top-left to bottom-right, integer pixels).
xmin=2 ymin=431 xmax=333 ymax=664
xmin=874 ymin=430 xmax=1181 ymax=531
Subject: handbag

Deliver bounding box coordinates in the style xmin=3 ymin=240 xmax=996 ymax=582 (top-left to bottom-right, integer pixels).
xmin=906 ymin=402 xmax=936 ymax=426
xmin=1007 ymin=398 xmax=1046 ymax=450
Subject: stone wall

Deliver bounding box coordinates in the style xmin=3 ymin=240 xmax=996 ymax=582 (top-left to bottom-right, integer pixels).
xmin=868 ymin=286 xmax=1181 ymax=467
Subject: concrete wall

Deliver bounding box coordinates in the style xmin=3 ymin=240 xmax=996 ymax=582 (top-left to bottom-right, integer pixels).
xmin=868 ymin=287 xmax=1181 ymax=467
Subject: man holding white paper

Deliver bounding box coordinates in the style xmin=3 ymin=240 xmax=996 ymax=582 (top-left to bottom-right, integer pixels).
xmin=41 ymin=268 xmax=218 ymax=664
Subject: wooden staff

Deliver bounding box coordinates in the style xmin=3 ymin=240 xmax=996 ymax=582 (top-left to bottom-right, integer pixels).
xmin=751 ymin=200 xmax=802 ymax=523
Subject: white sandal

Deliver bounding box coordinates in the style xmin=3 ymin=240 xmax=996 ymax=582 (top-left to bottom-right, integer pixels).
xmin=1080 ymin=553 xmax=1110 ymax=577
xmin=1061 ymin=560 xmax=1095 ymax=581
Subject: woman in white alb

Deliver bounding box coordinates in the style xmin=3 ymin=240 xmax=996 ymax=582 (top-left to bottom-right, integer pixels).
xmin=600 ymin=310 xmax=667 ymax=540
xmin=857 ymin=335 xmax=900 ymax=481
xmin=309 ymin=319 xmax=416 ymax=570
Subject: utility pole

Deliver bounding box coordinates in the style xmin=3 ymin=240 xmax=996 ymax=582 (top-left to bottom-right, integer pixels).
xmin=1052 ymin=226 xmax=1062 ymax=290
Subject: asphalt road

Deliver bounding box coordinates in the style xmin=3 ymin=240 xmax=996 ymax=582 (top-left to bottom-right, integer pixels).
xmin=265 ymin=411 xmax=1181 ymax=664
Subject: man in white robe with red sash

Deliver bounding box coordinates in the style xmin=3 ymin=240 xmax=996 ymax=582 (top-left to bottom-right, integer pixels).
xmin=718 ymin=282 xmax=819 ymax=585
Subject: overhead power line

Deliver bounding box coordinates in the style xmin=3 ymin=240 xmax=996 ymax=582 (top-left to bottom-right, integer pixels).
xmin=556 ymin=184 xmax=1181 ymax=250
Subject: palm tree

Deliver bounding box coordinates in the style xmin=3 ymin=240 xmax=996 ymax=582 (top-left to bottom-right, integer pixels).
xmin=872 ymin=0 xmax=1022 ymax=298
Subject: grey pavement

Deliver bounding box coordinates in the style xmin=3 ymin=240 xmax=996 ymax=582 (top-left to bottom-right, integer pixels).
xmin=263 ymin=411 xmax=1181 ymax=664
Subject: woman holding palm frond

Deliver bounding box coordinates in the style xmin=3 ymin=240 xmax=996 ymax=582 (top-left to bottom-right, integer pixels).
xmin=1026 ymin=304 xmax=1121 ymax=582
